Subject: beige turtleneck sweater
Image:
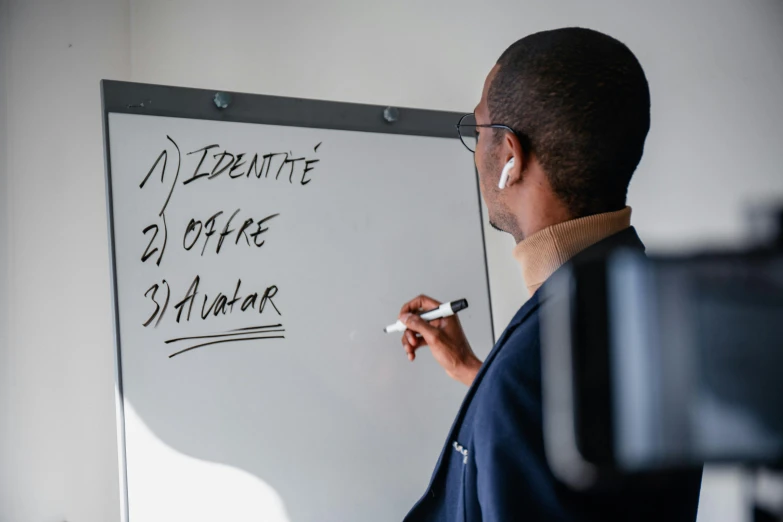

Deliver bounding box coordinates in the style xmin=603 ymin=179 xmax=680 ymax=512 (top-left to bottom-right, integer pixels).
xmin=513 ymin=206 xmax=632 ymax=294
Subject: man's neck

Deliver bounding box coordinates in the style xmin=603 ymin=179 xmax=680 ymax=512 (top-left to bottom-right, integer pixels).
xmin=515 ymin=206 xmax=573 ymax=244
xmin=513 ymin=207 xmax=633 ymax=294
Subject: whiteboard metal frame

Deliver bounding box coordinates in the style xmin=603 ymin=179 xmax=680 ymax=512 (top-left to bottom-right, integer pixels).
xmin=100 ymin=79 xmax=495 ymax=522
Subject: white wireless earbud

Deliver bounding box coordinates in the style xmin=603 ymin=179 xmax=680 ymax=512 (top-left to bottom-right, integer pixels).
xmin=498 ymin=158 xmax=515 ymax=189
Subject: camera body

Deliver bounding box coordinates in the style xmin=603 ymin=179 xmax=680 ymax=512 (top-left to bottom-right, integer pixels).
xmin=540 ymin=209 xmax=783 ymax=490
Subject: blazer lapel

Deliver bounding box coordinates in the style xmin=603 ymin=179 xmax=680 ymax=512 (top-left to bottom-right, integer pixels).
xmin=424 ymin=293 xmax=541 ymax=490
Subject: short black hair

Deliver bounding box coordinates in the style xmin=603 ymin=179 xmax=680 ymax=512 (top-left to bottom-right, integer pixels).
xmin=488 ymin=27 xmax=650 ymax=218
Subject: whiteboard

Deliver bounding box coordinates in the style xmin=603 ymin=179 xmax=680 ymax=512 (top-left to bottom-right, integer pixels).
xmin=103 ymin=84 xmax=493 ymax=522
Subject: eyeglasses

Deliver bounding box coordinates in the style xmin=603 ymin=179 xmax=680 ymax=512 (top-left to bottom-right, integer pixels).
xmin=455 ymin=113 xmax=524 ymax=153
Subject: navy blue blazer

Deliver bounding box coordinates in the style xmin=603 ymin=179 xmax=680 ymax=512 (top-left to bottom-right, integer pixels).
xmin=404 ymin=227 xmax=702 ymax=522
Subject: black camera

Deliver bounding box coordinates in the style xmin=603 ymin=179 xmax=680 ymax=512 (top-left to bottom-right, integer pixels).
xmin=540 ymin=207 xmax=783 ymax=493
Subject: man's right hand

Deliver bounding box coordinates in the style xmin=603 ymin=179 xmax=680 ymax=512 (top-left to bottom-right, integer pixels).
xmin=399 ymin=295 xmax=482 ymax=386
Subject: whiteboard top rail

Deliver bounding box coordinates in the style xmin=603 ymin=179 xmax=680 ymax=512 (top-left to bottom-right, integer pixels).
xmin=101 ymin=79 xmax=464 ymax=139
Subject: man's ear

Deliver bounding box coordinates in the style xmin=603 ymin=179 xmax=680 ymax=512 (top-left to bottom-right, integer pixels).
xmin=502 ymin=132 xmax=526 ymax=188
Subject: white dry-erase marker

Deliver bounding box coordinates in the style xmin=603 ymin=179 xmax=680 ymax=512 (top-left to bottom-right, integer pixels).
xmin=384 ymin=299 xmax=469 ymax=333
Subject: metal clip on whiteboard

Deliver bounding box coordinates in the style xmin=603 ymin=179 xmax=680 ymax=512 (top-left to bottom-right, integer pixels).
xmin=213 ymin=92 xmax=232 ymax=110
xmin=383 ymin=106 xmax=399 ymax=123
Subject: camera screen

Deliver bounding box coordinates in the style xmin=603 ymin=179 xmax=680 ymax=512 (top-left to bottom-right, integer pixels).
xmin=607 ymin=252 xmax=783 ymax=469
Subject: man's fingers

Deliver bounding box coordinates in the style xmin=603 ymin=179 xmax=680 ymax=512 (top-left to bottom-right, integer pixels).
xmin=428 ymin=318 xmax=445 ymax=329
xmin=402 ymin=313 xmax=441 ymax=345
xmin=397 ymin=296 xmax=446 ymax=363
xmin=400 ymin=294 xmax=442 ymax=316
xmin=402 ymin=337 xmax=415 ymax=360
xmin=401 ymin=330 xmax=423 ymax=361
xmin=401 ymin=330 xmax=421 ymax=348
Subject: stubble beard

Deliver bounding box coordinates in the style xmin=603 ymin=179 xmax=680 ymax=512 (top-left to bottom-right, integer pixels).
xmin=489 ymin=219 xmax=505 ymax=233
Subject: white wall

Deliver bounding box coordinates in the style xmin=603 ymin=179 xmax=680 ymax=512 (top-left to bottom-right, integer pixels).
xmin=0 ymin=0 xmax=10 ymax=515
xmin=2 ymin=1 xmax=783 ymax=521
xmin=1 ymin=1 xmax=130 ymax=521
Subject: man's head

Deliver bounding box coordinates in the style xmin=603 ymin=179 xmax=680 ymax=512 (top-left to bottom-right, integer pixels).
xmin=473 ymin=27 xmax=650 ymax=241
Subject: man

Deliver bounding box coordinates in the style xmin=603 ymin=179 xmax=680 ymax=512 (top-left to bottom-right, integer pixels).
xmin=398 ymin=28 xmax=703 ymax=521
